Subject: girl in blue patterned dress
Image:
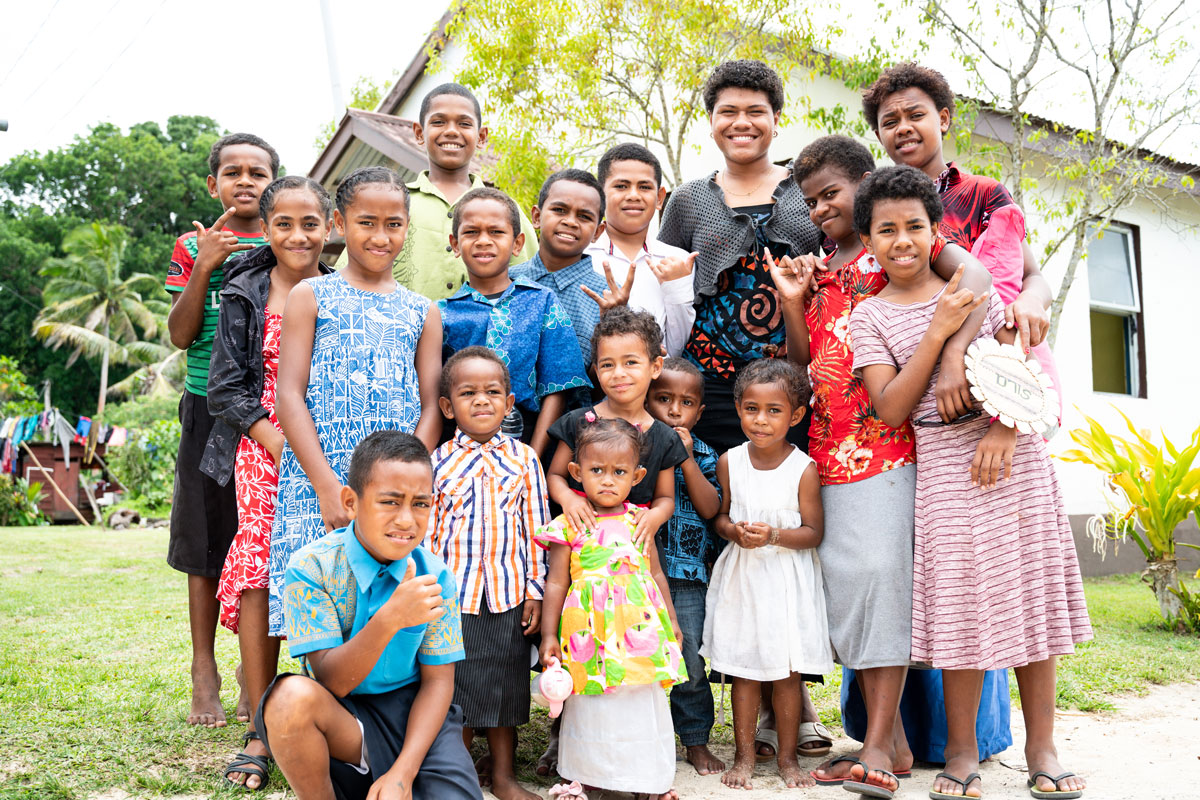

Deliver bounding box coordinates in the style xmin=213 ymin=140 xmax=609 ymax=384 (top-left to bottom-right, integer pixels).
xmin=268 ymin=166 xmax=443 ymax=635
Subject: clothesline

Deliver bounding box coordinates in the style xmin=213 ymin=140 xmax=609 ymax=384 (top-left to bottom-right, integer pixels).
xmin=0 ymin=409 xmax=129 ymax=476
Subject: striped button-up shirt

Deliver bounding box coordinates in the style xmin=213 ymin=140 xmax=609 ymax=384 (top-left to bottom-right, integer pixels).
xmin=429 ymin=430 xmax=550 ymax=614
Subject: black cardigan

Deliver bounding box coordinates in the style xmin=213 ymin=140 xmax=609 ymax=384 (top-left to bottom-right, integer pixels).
xmin=199 ymin=246 xmax=333 ymax=486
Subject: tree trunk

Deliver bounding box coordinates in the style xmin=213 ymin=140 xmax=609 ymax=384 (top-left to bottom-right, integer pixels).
xmin=1047 ymin=222 xmax=1090 ymax=349
xmin=97 ymin=319 xmax=110 ymax=423
xmin=1143 ymin=558 xmax=1183 ymax=622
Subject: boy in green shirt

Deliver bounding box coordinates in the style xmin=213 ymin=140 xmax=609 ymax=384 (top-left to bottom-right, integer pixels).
xmin=337 ymin=83 xmax=537 ymax=299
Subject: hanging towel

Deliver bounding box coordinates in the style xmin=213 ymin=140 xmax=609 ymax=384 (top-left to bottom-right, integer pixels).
xmin=107 ymin=427 xmax=128 ymax=447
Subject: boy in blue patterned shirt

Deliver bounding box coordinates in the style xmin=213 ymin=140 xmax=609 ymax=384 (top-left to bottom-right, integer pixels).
xmin=256 ymin=431 xmax=482 ymax=800
xmin=645 ymin=357 xmax=725 ymax=776
xmin=440 ymin=188 xmax=590 ymax=459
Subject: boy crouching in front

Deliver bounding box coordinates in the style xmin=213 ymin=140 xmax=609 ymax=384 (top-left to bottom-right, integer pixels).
xmin=256 ymin=430 xmax=483 ymax=800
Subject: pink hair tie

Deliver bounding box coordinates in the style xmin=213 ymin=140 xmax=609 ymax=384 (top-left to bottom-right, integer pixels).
xmin=583 ymin=410 xmax=597 ymax=423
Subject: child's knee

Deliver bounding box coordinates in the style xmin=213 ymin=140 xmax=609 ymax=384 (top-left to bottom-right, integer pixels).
xmin=263 ymin=675 xmax=325 ymax=730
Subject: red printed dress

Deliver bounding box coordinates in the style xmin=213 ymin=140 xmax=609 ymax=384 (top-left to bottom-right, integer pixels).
xmin=217 ymin=311 xmax=283 ymax=633
xmin=806 ymin=248 xmax=915 ymax=485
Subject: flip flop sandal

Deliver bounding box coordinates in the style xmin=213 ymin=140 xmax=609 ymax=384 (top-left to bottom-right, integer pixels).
xmin=813 ymin=755 xmax=864 ymax=786
xmin=929 ymin=771 xmax=981 ymax=800
xmin=1028 ymin=771 xmax=1084 ymax=799
xmin=796 ymin=720 xmax=834 ymax=757
xmin=753 ymin=727 xmax=779 ymax=762
xmin=844 ymin=765 xmax=901 ymax=799
xmin=222 ymin=731 xmax=272 ymax=792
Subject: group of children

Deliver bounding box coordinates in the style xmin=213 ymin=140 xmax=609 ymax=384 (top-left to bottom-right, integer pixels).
xmin=161 ymin=61 xmax=1091 ymax=800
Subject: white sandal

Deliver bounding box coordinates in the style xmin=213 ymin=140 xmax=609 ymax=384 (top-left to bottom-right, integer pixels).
xmin=797 ymin=720 xmax=834 ymax=757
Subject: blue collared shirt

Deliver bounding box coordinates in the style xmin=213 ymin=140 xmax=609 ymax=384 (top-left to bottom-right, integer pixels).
xmin=438 ymin=278 xmax=590 ymax=412
xmin=283 ymin=523 xmax=464 ymax=695
xmin=660 ymin=436 xmax=724 ymax=582
xmin=509 ymin=253 xmax=609 ymax=365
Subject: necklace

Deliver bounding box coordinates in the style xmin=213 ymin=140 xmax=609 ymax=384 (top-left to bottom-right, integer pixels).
xmin=718 ymin=170 xmax=769 ymax=198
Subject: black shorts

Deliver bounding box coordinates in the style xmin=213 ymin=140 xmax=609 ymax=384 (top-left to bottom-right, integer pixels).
xmin=256 ymin=674 xmax=482 ymax=800
xmin=166 ymin=391 xmax=238 ymax=577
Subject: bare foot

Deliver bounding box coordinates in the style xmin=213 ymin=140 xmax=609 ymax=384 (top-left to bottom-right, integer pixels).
xmin=633 ymin=792 xmax=678 ymax=800
xmin=234 ymin=662 xmax=250 ymax=723
xmin=721 ymin=755 xmax=756 ymax=790
xmin=812 ymin=751 xmax=862 ymax=783
xmin=223 ymin=737 xmax=270 ymax=789
xmin=490 ymin=773 xmax=539 ymax=800
xmin=779 ymin=756 xmax=814 ymax=788
xmin=933 ymin=752 xmax=982 ymax=798
xmin=535 ymin=742 xmax=558 ymax=777
xmin=1026 ymin=746 xmax=1086 ymax=796
xmin=848 ymin=755 xmax=900 ymax=795
xmin=685 ymin=743 xmax=725 ymax=775
xmin=187 ymin=658 xmax=225 ymax=727
xmin=474 ymin=753 xmax=492 ymax=786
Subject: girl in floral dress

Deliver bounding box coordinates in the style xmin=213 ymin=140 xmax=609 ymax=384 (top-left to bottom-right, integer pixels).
xmin=203 ymin=176 xmax=335 ymax=790
xmin=537 ymin=418 xmax=686 ymax=800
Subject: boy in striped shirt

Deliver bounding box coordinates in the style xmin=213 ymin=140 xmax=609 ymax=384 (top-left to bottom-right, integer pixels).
xmin=165 ymin=132 xmax=277 ymax=728
xmin=428 ymin=347 xmax=549 ymax=800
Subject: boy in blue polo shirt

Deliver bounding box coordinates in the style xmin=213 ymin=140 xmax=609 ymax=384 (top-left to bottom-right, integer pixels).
xmin=256 ymin=431 xmax=481 ymax=800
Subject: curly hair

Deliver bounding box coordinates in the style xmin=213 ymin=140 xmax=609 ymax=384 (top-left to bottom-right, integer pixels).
xmin=208 ymin=132 xmax=280 ymax=178
xmin=335 ymin=166 xmax=410 ymax=216
xmin=597 ymin=142 xmax=662 ymax=187
xmin=861 ymin=62 xmax=956 ymax=133
xmin=656 ymin=357 xmax=704 ymax=401
xmin=347 ymin=430 xmax=431 ymax=493
xmin=792 ymin=135 xmax=876 ymax=190
xmin=259 ymin=176 xmax=333 ymax=221
xmin=591 ymin=306 xmax=663 ymax=364
xmin=573 ymin=417 xmax=642 ymax=464
xmin=852 ymin=165 xmax=944 ymax=236
xmin=733 ymin=357 xmax=811 ymax=411
xmin=439 ymin=345 xmax=511 ymax=399
xmin=536 ymin=169 xmax=606 ymax=218
xmin=451 ymin=187 xmax=521 ymax=237
xmin=703 ymin=59 xmax=785 ymax=114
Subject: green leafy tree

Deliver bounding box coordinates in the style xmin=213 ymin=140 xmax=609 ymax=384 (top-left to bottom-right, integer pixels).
xmin=917 ymin=0 xmax=1200 ymax=346
xmin=0 ymin=356 xmax=41 ymax=418
xmin=33 ymin=223 xmax=169 ymax=423
xmin=435 ymin=0 xmax=825 ymax=209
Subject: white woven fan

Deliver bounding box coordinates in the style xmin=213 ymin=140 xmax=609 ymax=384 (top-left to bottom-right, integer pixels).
xmin=964 ymin=333 xmax=1059 ymax=435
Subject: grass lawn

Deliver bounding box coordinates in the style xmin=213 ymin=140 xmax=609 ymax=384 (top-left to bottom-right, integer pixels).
xmin=1 ymin=525 xmax=1196 ymax=799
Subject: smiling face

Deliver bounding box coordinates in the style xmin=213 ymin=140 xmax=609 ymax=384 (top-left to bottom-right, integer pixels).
xmin=736 ymin=380 xmax=805 ymax=449
xmin=343 ymin=458 xmax=434 ymax=564
xmin=568 ymin=438 xmax=645 ymax=514
xmin=709 ymin=87 xmax=780 ymax=165
xmin=334 ymin=185 xmax=409 ymax=275
xmin=874 ymin=87 xmax=951 ymax=177
xmin=646 ymin=368 xmax=705 ymax=431
xmin=208 ymin=143 xmax=275 ymax=221
xmin=531 ymin=180 xmax=604 ymax=265
xmin=262 ymin=188 xmax=331 ymax=273
xmin=859 ymin=196 xmax=936 ymax=284
xmin=414 ymin=93 xmax=485 ymax=171
xmin=602 ymin=159 xmax=665 ymax=237
xmin=438 ymin=356 xmax=514 ymax=441
xmin=450 ymin=198 xmax=523 ymax=283
xmin=594 ymin=332 xmax=662 ymax=408
xmin=799 ymin=165 xmax=863 ymax=246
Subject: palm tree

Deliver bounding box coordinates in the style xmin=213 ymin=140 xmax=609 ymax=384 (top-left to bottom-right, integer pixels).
xmin=33 ymin=223 xmax=168 ymax=421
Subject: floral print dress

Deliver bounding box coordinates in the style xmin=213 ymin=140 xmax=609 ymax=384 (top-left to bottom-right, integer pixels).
xmin=535 ymin=506 xmax=686 ymax=695
xmin=217 ymin=311 xmax=282 ymax=633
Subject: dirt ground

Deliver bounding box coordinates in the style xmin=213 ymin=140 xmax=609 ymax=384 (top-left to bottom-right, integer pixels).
xmin=485 ymin=681 xmax=1200 ymax=800
xmin=87 ymin=681 xmax=1200 ymax=799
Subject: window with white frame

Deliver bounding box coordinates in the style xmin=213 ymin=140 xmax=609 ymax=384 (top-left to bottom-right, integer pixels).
xmin=1087 ymin=222 xmax=1144 ymax=396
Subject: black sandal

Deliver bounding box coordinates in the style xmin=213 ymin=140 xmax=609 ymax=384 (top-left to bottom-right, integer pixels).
xmin=812 ymin=754 xmax=864 ymax=786
xmin=929 ymin=771 xmax=981 ymax=800
xmin=1028 ymin=770 xmax=1084 ymax=799
xmin=844 ymin=764 xmax=901 ymax=799
xmin=222 ymin=730 xmax=272 ymax=791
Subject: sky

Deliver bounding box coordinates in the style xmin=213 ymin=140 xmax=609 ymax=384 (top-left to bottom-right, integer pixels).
xmin=0 ymin=0 xmax=450 ymax=174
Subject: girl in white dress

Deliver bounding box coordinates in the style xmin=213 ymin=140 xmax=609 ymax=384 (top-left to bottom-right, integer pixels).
xmin=702 ymin=358 xmax=833 ymax=790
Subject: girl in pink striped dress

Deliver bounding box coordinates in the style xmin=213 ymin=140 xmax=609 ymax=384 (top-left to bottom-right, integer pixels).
xmin=847 ymin=167 xmax=1092 ymax=800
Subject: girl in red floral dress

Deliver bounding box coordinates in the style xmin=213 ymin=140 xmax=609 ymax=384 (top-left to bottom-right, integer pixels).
xmin=203 ymin=176 xmax=334 ymax=790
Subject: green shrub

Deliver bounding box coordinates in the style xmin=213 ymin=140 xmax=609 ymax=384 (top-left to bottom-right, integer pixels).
xmin=0 ymin=356 xmax=41 ymax=418
xmin=0 ymin=475 xmax=48 ymax=526
xmin=108 ymin=417 xmax=180 ymax=511
xmin=105 ymin=393 xmax=179 ymax=429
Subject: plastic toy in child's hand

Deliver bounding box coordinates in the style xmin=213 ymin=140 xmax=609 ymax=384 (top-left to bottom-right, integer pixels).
xmin=531 ymin=655 xmax=573 ymax=718
xmin=548 ymin=780 xmax=588 ymax=798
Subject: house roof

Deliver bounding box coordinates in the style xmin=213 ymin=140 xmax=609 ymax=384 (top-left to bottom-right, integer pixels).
xmin=377 ymin=10 xmax=456 ymax=116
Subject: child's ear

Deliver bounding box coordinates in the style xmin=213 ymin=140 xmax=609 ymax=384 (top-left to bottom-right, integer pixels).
xmin=511 ymin=231 xmax=526 ymax=255
xmin=438 ymin=395 xmax=454 ymax=420
xmin=655 ymin=186 xmax=667 ymax=210
xmin=859 ymin=232 xmax=873 ymax=254
xmin=938 ymin=107 xmax=951 ymax=136
xmin=789 ymin=405 xmax=808 ymax=429
xmin=649 ymin=354 xmax=664 ymax=380
xmin=333 ymin=209 xmax=346 ymax=237
xmin=206 ymin=174 xmax=219 ymax=200
xmin=530 ymin=205 xmax=542 ymax=230
xmin=504 ymin=392 xmax=516 ymax=416
xmin=567 ymin=461 xmax=583 ymax=482
xmin=449 ymin=233 xmax=461 ymax=258
xmin=592 ymin=220 xmax=606 ymax=243
xmin=631 ymin=465 xmax=647 ymax=486
xmin=340 ymin=484 xmax=358 ymax=521
xmin=477 ymin=125 xmax=489 ymax=147
xmin=412 ymin=120 xmax=425 ymax=146
xmin=260 ymin=217 xmax=270 ymax=239
xmin=695 ymin=403 xmax=706 ymax=424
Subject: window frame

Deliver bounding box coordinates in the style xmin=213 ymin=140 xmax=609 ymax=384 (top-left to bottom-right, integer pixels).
xmin=1087 ymin=220 xmax=1146 ymax=398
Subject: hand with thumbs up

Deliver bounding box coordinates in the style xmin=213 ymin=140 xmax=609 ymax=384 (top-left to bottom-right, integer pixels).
xmin=381 ymin=560 xmax=445 ymax=633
